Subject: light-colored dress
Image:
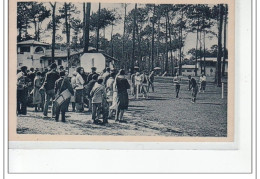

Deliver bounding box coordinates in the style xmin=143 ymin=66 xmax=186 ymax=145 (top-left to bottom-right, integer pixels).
xmin=106 ymin=77 xmax=115 ymax=103
xmin=109 ymin=77 xmax=118 ymax=110
xmin=33 ymin=76 xmax=42 ymax=104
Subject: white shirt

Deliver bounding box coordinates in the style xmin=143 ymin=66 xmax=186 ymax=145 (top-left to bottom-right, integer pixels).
xmin=75 ymin=73 xmax=84 ymax=90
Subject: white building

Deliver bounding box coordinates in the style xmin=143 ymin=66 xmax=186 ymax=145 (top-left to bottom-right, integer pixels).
xmin=196 ymin=57 xmax=228 ymax=76
xmin=17 ymin=40 xmax=49 ymax=70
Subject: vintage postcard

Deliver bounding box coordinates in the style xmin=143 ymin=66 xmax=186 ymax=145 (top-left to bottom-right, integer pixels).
xmin=9 ymin=0 xmax=235 ymax=144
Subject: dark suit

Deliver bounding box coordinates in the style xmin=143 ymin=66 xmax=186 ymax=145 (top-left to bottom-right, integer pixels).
xmin=54 ymin=77 xmax=74 ymax=122
xmin=43 ymin=70 xmax=60 ymax=116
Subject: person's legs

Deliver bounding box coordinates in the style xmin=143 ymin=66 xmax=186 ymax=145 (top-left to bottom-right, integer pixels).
xmin=55 ymin=105 xmax=60 ymax=121
xmin=20 ymin=90 xmax=28 ymax=115
xmin=176 ymin=85 xmax=180 ymax=98
xmin=17 ymin=90 xmax=22 ymax=114
xmin=43 ymin=92 xmax=51 ymax=116
xmin=92 ymin=103 xmax=97 ymax=121
xmin=72 ymin=102 xmax=75 ymax=112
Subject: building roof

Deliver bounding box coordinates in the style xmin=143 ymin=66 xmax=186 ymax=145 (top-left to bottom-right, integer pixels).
xmin=17 ymin=40 xmax=49 ymax=46
xmin=41 ymin=48 xmax=118 ymax=62
xmin=198 ymin=57 xmax=228 ymax=62
xmin=182 ymin=65 xmax=196 ymax=69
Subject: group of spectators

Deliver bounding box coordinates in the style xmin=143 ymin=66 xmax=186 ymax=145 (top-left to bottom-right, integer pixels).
xmin=17 ymin=63 xmax=131 ymax=124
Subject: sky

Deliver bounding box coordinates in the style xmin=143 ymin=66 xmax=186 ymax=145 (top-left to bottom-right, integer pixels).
xmin=25 ymin=2 xmax=223 ymax=58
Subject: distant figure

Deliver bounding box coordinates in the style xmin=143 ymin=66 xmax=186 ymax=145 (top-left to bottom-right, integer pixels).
xmin=17 ymin=66 xmax=30 ymax=115
xmin=140 ymin=71 xmax=148 ymax=99
xmin=115 ymin=69 xmax=130 ymax=123
xmin=41 ymin=63 xmax=60 ymax=117
xmin=130 ymin=72 xmax=136 ymax=96
xmin=199 ymin=74 xmax=207 ymax=93
xmin=70 ymin=71 xmax=77 ymax=112
xmin=134 ymin=72 xmax=142 ymax=99
xmin=191 ymin=78 xmax=198 ymax=103
xmin=148 ymin=71 xmax=155 ymax=92
xmin=90 ymin=77 xmax=107 ymax=124
xmin=173 ymin=74 xmax=181 ymax=98
xmin=102 ymin=67 xmax=111 ymax=86
xmin=54 ymin=71 xmax=74 ymax=122
xmin=75 ymin=67 xmax=85 ymax=112
xmin=32 ymin=72 xmax=43 ymax=112
xmin=188 ymin=75 xmax=192 ymax=91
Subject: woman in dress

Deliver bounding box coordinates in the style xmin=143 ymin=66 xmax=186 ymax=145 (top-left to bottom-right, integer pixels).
xmin=115 ymin=69 xmax=130 ymax=122
xmin=106 ymin=72 xmax=116 ymax=118
xmin=32 ymin=72 xmax=43 ymax=112
xmin=75 ymin=67 xmax=85 ymax=112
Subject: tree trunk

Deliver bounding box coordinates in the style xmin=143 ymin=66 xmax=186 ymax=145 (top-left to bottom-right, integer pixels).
xmin=178 ymin=9 xmax=184 ymax=75
xmin=111 ymin=24 xmax=114 ymax=57
xmin=131 ymin=3 xmax=137 ymax=73
xmin=199 ymin=30 xmax=203 ymax=74
xmin=195 ymin=15 xmax=200 ymax=76
xmin=83 ymin=3 xmax=86 ymax=49
xmin=151 ymin=4 xmax=156 ymax=71
xmin=217 ymin=4 xmax=224 ymax=86
xmin=121 ymin=4 xmax=127 ymax=69
xmin=33 ymin=18 xmax=37 ymax=40
xmin=167 ymin=12 xmax=174 ymax=76
xmin=50 ymin=2 xmax=56 ymax=63
xmin=203 ymin=30 xmax=206 ymax=74
xmin=96 ymin=3 xmax=101 ymax=51
xmin=64 ymin=3 xmax=70 ymax=64
xmin=84 ymin=3 xmax=91 ymax=53
xmin=165 ymin=17 xmax=168 ymax=73
xmin=222 ymin=4 xmax=228 ymax=76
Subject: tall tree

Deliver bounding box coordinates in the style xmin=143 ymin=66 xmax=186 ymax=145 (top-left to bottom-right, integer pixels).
xmin=216 ymin=4 xmax=224 ymax=86
xmin=131 ymin=3 xmax=137 ymax=73
xmin=222 ymin=4 xmax=228 ymax=76
xmin=50 ymin=2 xmax=56 ymax=63
xmin=96 ymin=3 xmax=101 ymax=51
xmin=84 ymin=3 xmax=91 ymax=53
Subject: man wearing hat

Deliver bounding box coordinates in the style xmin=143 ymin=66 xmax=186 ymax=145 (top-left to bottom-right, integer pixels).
xmin=87 ymin=67 xmax=98 ymax=84
xmin=17 ymin=66 xmax=30 ymax=115
xmin=41 ymin=63 xmax=60 ymax=117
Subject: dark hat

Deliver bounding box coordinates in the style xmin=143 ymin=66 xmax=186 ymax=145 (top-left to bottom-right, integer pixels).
xmin=21 ymin=66 xmax=27 ymax=71
xmin=106 ymin=67 xmax=110 ymax=71
xmin=91 ymin=67 xmax=97 ymax=70
xmin=59 ymin=65 xmax=64 ymax=69
xmin=50 ymin=63 xmax=57 ymax=69
xmin=59 ymin=70 xmax=65 ymax=77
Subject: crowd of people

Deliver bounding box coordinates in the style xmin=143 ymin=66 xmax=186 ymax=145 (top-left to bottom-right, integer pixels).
xmin=17 ymin=64 xmax=134 ymax=124
xmin=17 ymin=63 xmax=207 ymax=124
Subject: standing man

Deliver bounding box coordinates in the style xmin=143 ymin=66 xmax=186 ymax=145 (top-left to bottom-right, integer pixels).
xmin=173 ymin=74 xmax=181 ymax=98
xmin=42 ymin=63 xmax=60 ymax=117
xmin=75 ymin=67 xmax=85 ymax=112
xmin=85 ymin=74 xmax=98 ymax=112
xmin=54 ymin=71 xmax=74 ymax=122
xmin=90 ymin=77 xmax=107 ymax=124
xmin=87 ymin=67 xmax=98 ymax=84
xmin=148 ymin=71 xmax=155 ymax=92
xmin=17 ymin=66 xmax=30 ymax=115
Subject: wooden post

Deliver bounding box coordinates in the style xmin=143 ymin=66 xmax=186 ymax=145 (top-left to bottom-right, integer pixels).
xmin=222 ymin=82 xmax=224 ymax=99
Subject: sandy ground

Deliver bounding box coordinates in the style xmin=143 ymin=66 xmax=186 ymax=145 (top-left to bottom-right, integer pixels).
xmin=17 ymin=76 xmax=227 ymax=136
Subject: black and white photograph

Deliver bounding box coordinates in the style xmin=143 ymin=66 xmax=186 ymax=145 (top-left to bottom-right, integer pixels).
xmin=14 ymin=1 xmax=233 ymax=138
